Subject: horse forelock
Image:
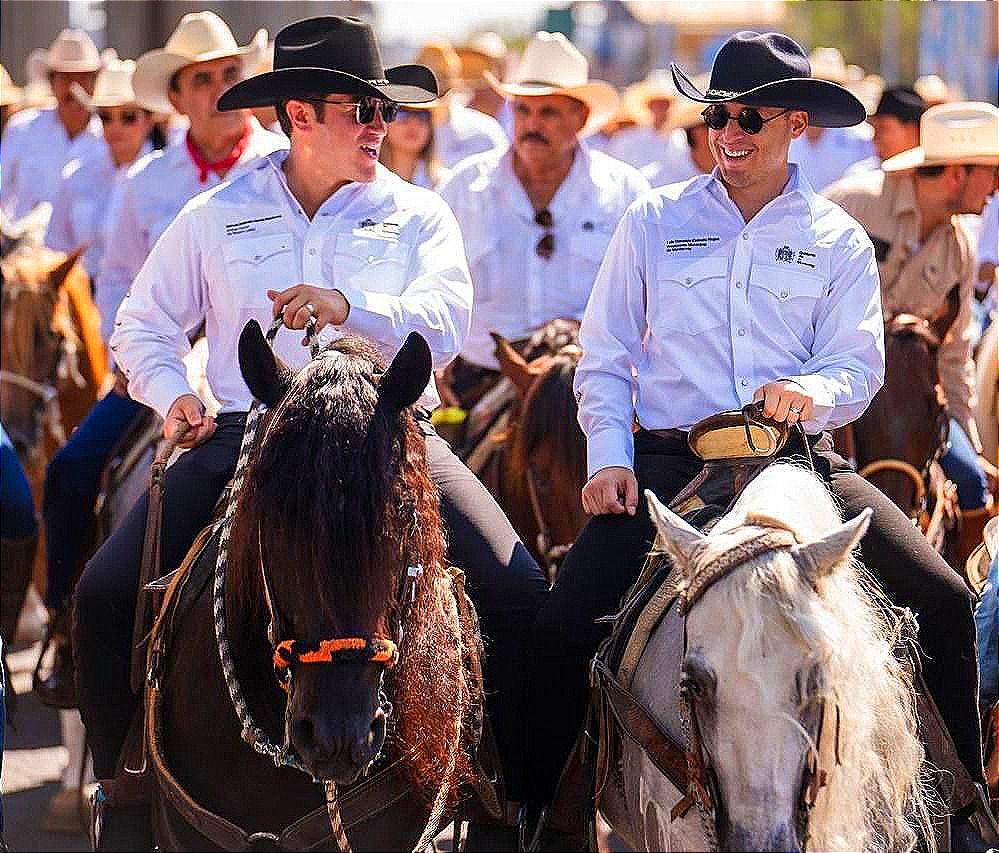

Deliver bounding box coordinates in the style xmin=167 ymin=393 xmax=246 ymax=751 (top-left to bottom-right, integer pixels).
xmin=226 ymin=337 xmax=476 ymax=800
xmin=695 ymin=463 xmax=935 ymax=850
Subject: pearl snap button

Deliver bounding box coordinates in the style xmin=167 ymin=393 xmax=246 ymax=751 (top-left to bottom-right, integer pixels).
xmin=738 ymin=328 xmax=746 ymax=336
xmin=780 ymin=289 xmax=788 ymax=298
xmin=685 ymin=277 xmax=692 ymax=284
xmin=741 ymin=378 xmax=749 ymax=387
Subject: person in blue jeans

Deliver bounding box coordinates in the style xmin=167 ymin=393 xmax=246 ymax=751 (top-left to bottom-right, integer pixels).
xmin=36 ymin=383 xmax=142 ymax=706
xmin=1 ymin=422 xmax=39 ymax=650
xmin=940 ymin=417 xmax=994 ymax=560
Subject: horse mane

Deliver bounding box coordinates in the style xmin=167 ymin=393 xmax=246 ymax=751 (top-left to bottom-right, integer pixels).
xmin=509 ymin=349 xmax=585 ymax=486
xmin=225 ymin=335 xmax=475 ymax=800
xmin=710 ymin=464 xmax=936 ymax=852
xmin=61 ymin=262 xmax=107 ymax=386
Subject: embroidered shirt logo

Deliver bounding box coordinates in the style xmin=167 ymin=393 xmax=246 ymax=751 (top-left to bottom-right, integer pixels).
xmin=774 ymin=245 xmax=794 ymax=264
xmin=796 ymin=250 xmax=817 ymax=269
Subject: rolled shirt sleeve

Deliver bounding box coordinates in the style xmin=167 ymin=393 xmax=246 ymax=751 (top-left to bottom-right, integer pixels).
xmin=575 ymin=207 xmax=647 ymax=477
xmin=109 ymin=204 xmax=206 ymax=418
xmin=336 ymin=198 xmax=472 ymax=369
xmin=780 ymin=230 xmax=885 ymax=432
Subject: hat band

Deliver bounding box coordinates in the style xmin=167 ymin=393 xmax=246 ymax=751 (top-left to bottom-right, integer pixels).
xmin=706 ymin=88 xmax=742 ymax=99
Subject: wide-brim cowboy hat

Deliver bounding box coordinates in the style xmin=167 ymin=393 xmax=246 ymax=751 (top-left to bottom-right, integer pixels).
xmin=43 ymin=28 xmax=103 ymax=73
xmin=133 ymin=12 xmax=267 ymax=114
xmin=71 ymin=58 xmax=143 ymax=110
xmin=218 ymin=16 xmax=437 ymax=111
xmin=484 ymin=31 xmax=618 ymax=137
xmin=670 ymin=31 xmax=866 ymax=128
xmin=625 ymin=69 xmax=679 ymax=109
xmin=882 ymin=101 xmax=999 ymax=172
xmin=0 ymin=64 xmax=23 ymax=107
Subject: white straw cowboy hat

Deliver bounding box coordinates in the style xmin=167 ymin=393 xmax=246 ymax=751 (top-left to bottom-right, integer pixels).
xmin=0 ymin=64 xmax=24 ymax=107
xmin=42 ymin=28 xmax=103 ymax=73
xmin=485 ymin=31 xmax=619 ymax=136
xmin=71 ymin=58 xmax=141 ymax=109
xmin=625 ymin=69 xmax=679 ymax=108
xmin=133 ymin=11 xmax=267 ymax=114
xmin=808 ymin=46 xmax=849 ymax=84
xmin=882 ymin=102 xmax=999 ymax=172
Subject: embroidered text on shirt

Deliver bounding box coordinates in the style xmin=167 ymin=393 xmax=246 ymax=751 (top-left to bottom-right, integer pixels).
xmin=225 ymin=215 xmax=283 ymax=236
xmin=665 ymin=236 xmax=721 ymax=253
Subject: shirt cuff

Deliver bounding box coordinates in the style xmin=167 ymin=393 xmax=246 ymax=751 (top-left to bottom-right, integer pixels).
xmin=586 ymin=426 xmax=635 ymax=480
xmin=778 ymin=374 xmax=836 ymax=432
xmin=335 ymin=286 xmax=397 ymax=346
xmin=138 ymin=370 xmax=198 ymax=420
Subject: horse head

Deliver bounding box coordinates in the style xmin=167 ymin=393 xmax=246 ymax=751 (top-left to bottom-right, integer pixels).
xmin=642 ymin=464 xmax=930 ymax=851
xmin=229 ymin=321 xmax=468 ymax=786
xmin=852 ymin=284 xmax=960 ymax=514
xmin=0 ymin=246 xmax=87 ymax=461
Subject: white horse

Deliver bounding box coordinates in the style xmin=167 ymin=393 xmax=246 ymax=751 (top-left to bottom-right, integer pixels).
xmin=606 ymin=463 xmax=935 ymax=852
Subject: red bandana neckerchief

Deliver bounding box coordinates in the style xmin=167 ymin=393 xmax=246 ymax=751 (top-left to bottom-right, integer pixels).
xmin=185 ymin=121 xmax=252 ymax=183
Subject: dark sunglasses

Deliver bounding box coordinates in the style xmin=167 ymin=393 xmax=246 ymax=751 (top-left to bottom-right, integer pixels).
xmin=302 ymin=95 xmax=399 ymax=125
xmin=98 ymin=109 xmax=142 ymax=126
xmin=701 ymin=104 xmax=790 ymax=134
xmin=535 ymin=209 xmax=554 ymax=260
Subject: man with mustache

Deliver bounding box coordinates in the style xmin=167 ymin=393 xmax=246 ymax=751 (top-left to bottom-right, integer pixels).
xmin=1 ymin=29 xmax=105 ymax=220
xmin=439 ymin=31 xmax=648 ymax=403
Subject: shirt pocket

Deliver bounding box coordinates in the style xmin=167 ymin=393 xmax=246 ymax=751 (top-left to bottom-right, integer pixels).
xmin=748 ymin=263 xmax=825 ymax=335
xmin=328 ymin=233 xmax=411 ymax=296
xmin=651 ymin=256 xmax=729 ymax=334
xmin=221 ymin=232 xmax=296 ymax=308
xmin=567 ymin=230 xmax=611 ymax=309
xmin=462 ymin=229 xmax=500 ymax=304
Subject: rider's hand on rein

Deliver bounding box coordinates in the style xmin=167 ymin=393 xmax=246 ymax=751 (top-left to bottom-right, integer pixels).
xmin=753 ymin=380 xmax=815 ymax=426
xmin=165 ymin=393 xmax=215 ymax=449
xmin=582 ymin=466 xmax=639 ymax=517
xmin=268 ymin=285 xmax=350 ymax=344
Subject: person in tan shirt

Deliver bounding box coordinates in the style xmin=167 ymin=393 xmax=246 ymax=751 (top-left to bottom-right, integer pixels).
xmin=824 ymin=102 xmax=998 ymax=551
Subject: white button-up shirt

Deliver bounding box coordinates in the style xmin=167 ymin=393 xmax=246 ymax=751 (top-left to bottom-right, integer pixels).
xmin=435 ymin=99 xmax=509 ymax=169
xmin=0 ymin=107 xmax=105 ymax=220
xmin=110 ymin=152 xmax=472 ymax=418
xmin=608 ymin=125 xmax=688 ymax=173
xmin=99 ymin=121 xmax=285 ymax=346
xmin=45 ymin=142 xmax=152 ymax=285
xmin=576 ymin=165 xmax=885 ymax=477
xmin=441 ymin=142 xmax=649 ymax=369
xmin=790 ymin=126 xmax=875 ymax=193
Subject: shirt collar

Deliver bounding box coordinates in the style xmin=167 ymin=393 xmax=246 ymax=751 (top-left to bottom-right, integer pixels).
xmin=690 ymin=163 xmax=819 ymax=226
xmin=890 ymin=171 xmax=919 ymax=218
xmin=498 ymin=141 xmax=591 ymax=222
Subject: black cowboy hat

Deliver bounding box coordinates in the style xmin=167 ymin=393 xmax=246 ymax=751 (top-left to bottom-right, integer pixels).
xmin=670 ymin=31 xmax=866 ymax=128
xmin=218 ymin=16 xmax=438 ymax=111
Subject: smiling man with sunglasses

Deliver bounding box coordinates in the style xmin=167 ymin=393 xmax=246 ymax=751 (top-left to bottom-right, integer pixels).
xmin=525 ymin=31 xmax=990 ymax=847
xmin=77 ymin=17 xmax=550 ymax=845
xmin=439 ymin=31 xmax=648 ymax=405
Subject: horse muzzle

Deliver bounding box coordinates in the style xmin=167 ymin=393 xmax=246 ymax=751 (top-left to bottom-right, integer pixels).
xmin=289 ymin=705 xmax=387 ymax=783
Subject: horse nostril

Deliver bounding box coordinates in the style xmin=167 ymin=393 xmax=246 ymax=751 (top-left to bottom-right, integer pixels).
xmin=292 ymin=716 xmax=316 ymax=751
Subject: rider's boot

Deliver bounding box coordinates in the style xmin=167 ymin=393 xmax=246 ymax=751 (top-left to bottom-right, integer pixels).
xmin=34 ymin=605 xmax=78 ymax=708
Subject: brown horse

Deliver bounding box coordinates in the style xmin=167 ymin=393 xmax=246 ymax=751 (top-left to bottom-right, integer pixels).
xmin=839 ymin=286 xmax=961 ymax=558
xmin=145 ymin=324 xmax=486 ymax=850
xmin=492 ymin=328 xmax=587 ymax=580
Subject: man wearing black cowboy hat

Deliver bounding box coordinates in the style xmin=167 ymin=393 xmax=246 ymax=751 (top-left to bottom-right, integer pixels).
xmin=525 ymin=31 xmax=987 ymax=847
xmin=75 ymin=16 xmax=549 ymax=846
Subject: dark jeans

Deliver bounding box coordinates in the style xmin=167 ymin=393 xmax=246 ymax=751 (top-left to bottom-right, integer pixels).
xmin=526 ymin=430 xmax=983 ymax=808
xmin=0 ymin=424 xmax=36 ymax=539
xmin=43 ymin=390 xmax=143 ymax=608
xmin=940 ymin=418 xmax=989 ymax=510
xmin=74 ymin=413 xmax=549 ymax=799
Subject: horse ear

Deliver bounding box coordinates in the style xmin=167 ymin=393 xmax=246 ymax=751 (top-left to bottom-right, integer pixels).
xmin=792 ymin=507 xmax=872 ymax=584
xmin=378 ymin=332 xmax=432 ymax=414
xmin=929 ymin=283 xmax=961 ymax=347
xmin=645 ymin=489 xmax=705 ymax=568
xmin=238 ymin=319 xmax=294 ymax=408
xmin=48 ymin=246 xmax=85 ymax=290
xmin=491 ymin=330 xmax=543 ymax=397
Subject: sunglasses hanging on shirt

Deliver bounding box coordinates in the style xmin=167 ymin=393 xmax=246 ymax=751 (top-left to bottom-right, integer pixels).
xmin=302 ymin=95 xmax=400 ymax=125
xmin=535 ymin=209 xmax=554 ymax=260
xmin=701 ymin=104 xmax=790 ymax=134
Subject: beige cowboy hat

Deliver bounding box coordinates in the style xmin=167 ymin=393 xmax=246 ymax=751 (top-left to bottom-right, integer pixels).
xmin=71 ymin=58 xmax=142 ymax=109
xmin=914 ymin=74 xmax=952 ymax=106
xmin=133 ymin=11 xmax=267 ymax=114
xmin=456 ymin=32 xmax=507 ymax=89
xmin=882 ymin=101 xmax=999 ymax=172
xmin=415 ymin=40 xmax=462 ymax=95
xmin=668 ymin=75 xmax=713 ymax=131
xmin=0 ymin=64 xmax=24 ymax=107
xmin=42 ymin=28 xmax=103 ymax=73
xmin=625 ymin=69 xmax=679 ymax=110
xmin=485 ymin=31 xmax=619 ymax=136
xmin=808 ymin=46 xmax=849 ymax=84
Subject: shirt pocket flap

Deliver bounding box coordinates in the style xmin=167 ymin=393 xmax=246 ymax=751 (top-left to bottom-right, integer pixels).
xmin=657 ymin=256 xmax=729 ymax=287
xmin=220 ymin=233 xmax=295 ymax=308
xmin=334 ymin=233 xmax=411 ymax=267
xmin=749 ymin=264 xmax=824 ymax=300
xmin=222 ymin=233 xmax=294 ymax=267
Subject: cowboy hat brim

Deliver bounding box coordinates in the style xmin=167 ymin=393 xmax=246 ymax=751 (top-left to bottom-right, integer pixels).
xmin=133 ymin=30 xmax=267 ymax=114
xmin=217 ymin=64 xmax=438 ymax=111
xmin=670 ymin=63 xmax=866 ymax=128
xmin=483 ymin=70 xmax=619 ymax=137
xmin=882 ymin=145 xmax=999 ymax=172
xmin=70 ymin=81 xmax=142 ymax=110
xmin=0 ymin=83 xmax=24 ymax=107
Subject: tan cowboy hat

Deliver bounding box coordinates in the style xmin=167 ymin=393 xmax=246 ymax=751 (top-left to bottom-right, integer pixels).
xmin=965 ymin=516 xmax=997 ymax=594
xmin=415 ymin=40 xmax=462 ymax=94
xmin=625 ymin=69 xmax=679 ymax=111
xmin=456 ymin=32 xmax=507 ymax=89
xmin=71 ymin=59 xmax=142 ymax=110
xmin=133 ymin=11 xmax=267 ymax=114
xmin=0 ymin=64 xmax=24 ymax=107
xmin=485 ymin=31 xmax=619 ymax=136
xmin=808 ymin=46 xmax=849 ymax=84
xmin=882 ymin=102 xmax=999 ymax=172
xmin=914 ymin=74 xmax=952 ymax=106
xmin=42 ymin=28 xmax=103 ymax=73
xmin=668 ymin=75 xmax=712 ymax=131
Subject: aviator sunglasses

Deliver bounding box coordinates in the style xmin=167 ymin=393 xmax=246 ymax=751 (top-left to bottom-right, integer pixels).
xmin=701 ymin=104 xmax=790 ymax=134
xmin=534 ymin=209 xmax=554 ymax=260
xmin=97 ymin=109 xmax=143 ymax=126
xmin=302 ymin=95 xmax=399 ymax=125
